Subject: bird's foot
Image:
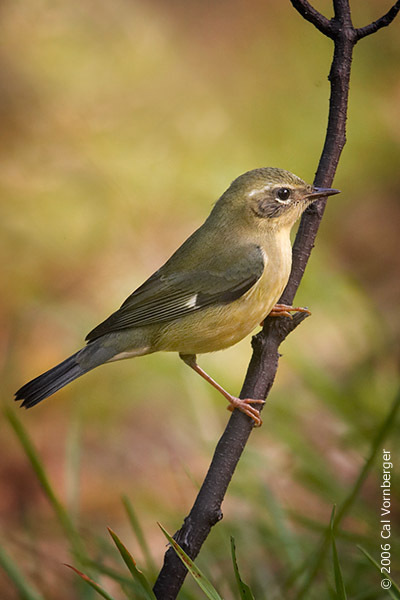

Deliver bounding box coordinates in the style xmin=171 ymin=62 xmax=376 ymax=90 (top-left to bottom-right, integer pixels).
xmin=260 ymin=303 xmax=311 ymax=325
xmin=180 ymin=353 xmax=264 ymax=427
xmin=226 ymin=397 xmax=264 ymax=427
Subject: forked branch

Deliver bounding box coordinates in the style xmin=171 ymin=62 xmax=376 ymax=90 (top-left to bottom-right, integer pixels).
xmin=153 ymin=2 xmax=400 ymax=598
xmin=355 ymin=0 xmax=400 ymax=40
xmin=290 ymin=0 xmax=333 ymax=36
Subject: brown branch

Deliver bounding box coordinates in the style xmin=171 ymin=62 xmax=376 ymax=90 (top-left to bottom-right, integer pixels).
xmin=355 ymin=1 xmax=400 ymax=41
xmin=153 ymin=314 xmax=309 ymax=599
xmin=153 ymin=2 xmax=400 ymax=598
xmin=290 ymin=0 xmax=333 ymax=36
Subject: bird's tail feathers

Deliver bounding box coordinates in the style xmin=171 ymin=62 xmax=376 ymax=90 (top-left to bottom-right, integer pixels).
xmin=15 ymin=350 xmax=91 ymax=409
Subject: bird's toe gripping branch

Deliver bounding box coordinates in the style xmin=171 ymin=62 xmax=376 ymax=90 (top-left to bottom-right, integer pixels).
xmin=180 ymin=353 xmax=264 ymax=427
xmin=226 ymin=396 xmax=264 ymax=427
xmin=260 ymin=303 xmax=311 ymax=325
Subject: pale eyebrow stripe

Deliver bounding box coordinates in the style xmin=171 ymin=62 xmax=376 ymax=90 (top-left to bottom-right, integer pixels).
xmin=248 ymin=184 xmax=272 ymax=197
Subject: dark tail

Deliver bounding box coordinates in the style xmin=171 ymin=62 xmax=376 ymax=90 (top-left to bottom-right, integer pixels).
xmin=15 ymin=351 xmax=90 ymax=409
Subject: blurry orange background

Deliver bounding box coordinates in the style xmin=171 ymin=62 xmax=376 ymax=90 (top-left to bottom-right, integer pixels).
xmin=1 ymin=1 xmax=399 ymax=598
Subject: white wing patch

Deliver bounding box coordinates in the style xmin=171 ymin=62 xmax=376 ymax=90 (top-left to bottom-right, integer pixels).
xmin=185 ymin=294 xmax=198 ymax=309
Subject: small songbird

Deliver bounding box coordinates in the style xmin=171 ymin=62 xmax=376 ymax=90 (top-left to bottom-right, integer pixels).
xmin=15 ymin=168 xmax=339 ymax=425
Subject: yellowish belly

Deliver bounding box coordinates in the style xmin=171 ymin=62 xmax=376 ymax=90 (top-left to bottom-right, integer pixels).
xmin=155 ymin=263 xmax=289 ymax=355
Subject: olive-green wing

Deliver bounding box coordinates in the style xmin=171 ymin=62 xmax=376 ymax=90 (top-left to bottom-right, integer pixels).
xmin=86 ymin=244 xmax=264 ymax=341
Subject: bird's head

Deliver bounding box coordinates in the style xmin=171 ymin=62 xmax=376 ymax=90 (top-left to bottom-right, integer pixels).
xmin=216 ymin=167 xmax=340 ymax=231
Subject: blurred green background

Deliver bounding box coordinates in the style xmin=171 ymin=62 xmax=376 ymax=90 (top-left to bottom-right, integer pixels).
xmin=1 ymin=0 xmax=399 ymax=598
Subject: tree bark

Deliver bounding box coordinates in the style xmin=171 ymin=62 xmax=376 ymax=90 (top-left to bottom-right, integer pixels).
xmin=153 ymin=2 xmax=400 ymax=598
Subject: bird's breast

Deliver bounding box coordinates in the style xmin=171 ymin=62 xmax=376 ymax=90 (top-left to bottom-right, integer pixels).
xmin=156 ymin=229 xmax=292 ymax=355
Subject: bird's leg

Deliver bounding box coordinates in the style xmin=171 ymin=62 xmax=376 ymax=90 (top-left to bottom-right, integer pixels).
xmin=260 ymin=303 xmax=311 ymax=325
xmin=179 ymin=353 xmax=264 ymax=427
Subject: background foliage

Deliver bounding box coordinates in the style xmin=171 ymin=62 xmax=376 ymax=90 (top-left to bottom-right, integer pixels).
xmin=1 ymin=0 xmax=399 ymax=598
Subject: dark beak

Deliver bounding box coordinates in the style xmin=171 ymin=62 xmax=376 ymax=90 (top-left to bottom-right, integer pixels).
xmin=305 ymin=186 xmax=341 ymax=200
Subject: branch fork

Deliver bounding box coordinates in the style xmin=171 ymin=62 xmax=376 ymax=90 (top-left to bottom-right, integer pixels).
xmin=153 ymin=2 xmax=400 ymax=598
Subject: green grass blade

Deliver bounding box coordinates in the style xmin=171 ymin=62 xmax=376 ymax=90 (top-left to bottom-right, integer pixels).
xmin=108 ymin=528 xmax=156 ymax=600
xmin=294 ymin=390 xmax=400 ymax=599
xmin=66 ymin=565 xmax=117 ymax=600
xmin=5 ymin=408 xmax=89 ymax=567
xmin=158 ymin=523 xmax=223 ymax=600
xmin=0 ymin=543 xmax=44 ymax=600
xmin=358 ymin=547 xmax=400 ymax=599
xmin=230 ymin=537 xmax=256 ymax=600
xmin=333 ymin=391 xmax=400 ymax=529
xmin=260 ymin=483 xmax=301 ymax=568
xmin=65 ymin=414 xmax=82 ymax=521
xmin=85 ymin=559 xmax=137 ymax=588
xmin=86 ymin=559 xmax=161 ymax=598
xmin=329 ymin=507 xmax=347 ymax=600
xmin=122 ymin=495 xmax=157 ymax=573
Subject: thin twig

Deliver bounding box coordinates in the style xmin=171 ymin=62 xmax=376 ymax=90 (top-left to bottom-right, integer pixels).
xmin=153 ymin=2 xmax=400 ymax=598
xmin=290 ymin=0 xmax=333 ymax=36
xmin=153 ymin=315 xmax=308 ymax=599
xmin=355 ymin=0 xmax=400 ymax=41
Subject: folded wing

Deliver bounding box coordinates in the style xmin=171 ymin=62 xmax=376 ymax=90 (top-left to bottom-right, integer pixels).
xmin=86 ymin=244 xmax=265 ymax=341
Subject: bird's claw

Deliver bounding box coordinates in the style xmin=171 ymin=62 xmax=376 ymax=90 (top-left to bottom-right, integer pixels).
xmin=227 ymin=397 xmax=264 ymax=427
xmin=261 ymin=303 xmax=311 ymax=324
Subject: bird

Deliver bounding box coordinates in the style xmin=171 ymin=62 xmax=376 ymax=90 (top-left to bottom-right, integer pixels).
xmin=15 ymin=168 xmax=339 ymax=425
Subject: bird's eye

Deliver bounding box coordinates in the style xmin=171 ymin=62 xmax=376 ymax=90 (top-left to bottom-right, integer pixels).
xmin=276 ymin=187 xmax=291 ymax=203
